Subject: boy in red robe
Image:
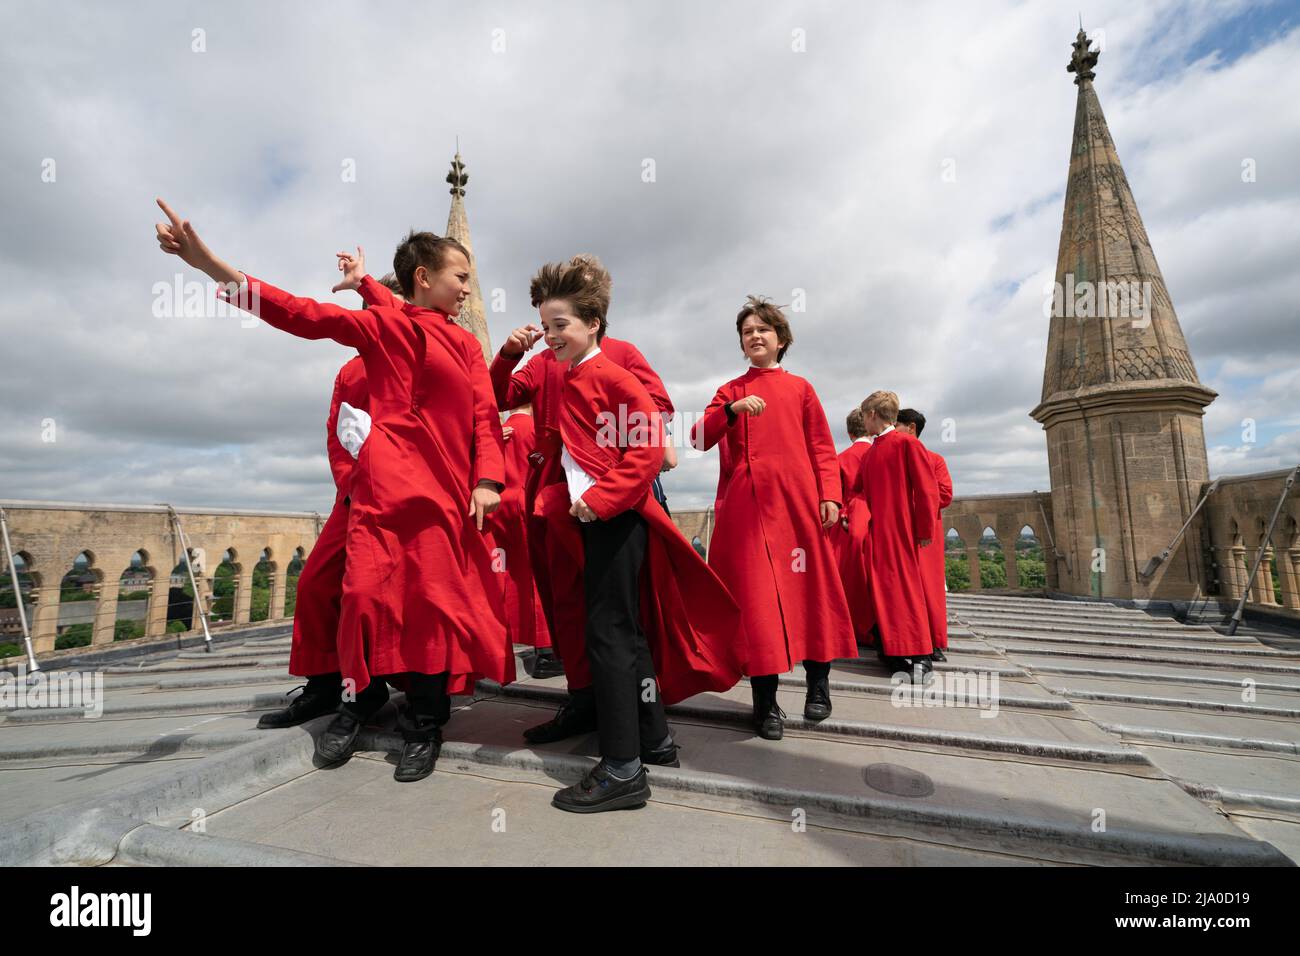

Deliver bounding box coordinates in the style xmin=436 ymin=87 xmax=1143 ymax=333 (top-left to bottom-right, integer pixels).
xmin=533 ymin=255 xmax=743 ymax=812
xmin=832 ymin=408 xmax=875 ymax=648
xmin=896 ymin=408 xmax=954 ymax=661
xmin=260 ymin=271 xmax=408 ymax=729
xmin=858 ymin=391 xmax=940 ymax=683
xmin=489 ymin=297 xmax=676 ymax=744
xmin=154 ymin=200 xmax=510 ymax=783
xmin=690 ymin=297 xmax=856 ymax=740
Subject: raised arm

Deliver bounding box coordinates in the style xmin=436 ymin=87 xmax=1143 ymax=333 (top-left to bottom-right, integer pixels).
xmin=690 ymin=384 xmax=738 ymax=452
xmin=489 ymin=336 xmax=544 ymax=411
xmin=154 ymin=199 xmax=379 ymax=349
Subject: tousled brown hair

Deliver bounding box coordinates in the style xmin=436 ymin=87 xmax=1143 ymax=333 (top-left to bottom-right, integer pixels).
xmin=736 ymin=295 xmax=793 ymax=361
xmin=529 ymin=254 xmax=612 ymax=341
xmin=393 ymin=230 xmax=471 ymax=299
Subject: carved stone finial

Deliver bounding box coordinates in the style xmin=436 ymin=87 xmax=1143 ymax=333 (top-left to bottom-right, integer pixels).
xmin=446 ymin=152 xmax=468 ymax=197
xmin=1067 ymin=28 xmax=1099 ymax=85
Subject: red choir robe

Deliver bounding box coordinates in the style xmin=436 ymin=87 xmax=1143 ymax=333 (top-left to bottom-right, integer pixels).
xmin=549 ymin=352 xmax=743 ymax=703
xmin=690 ymin=366 xmax=856 ymax=676
xmin=288 ymin=355 xmax=368 ymax=678
xmin=484 ymin=412 xmax=552 ymax=649
xmin=222 ymin=276 xmax=513 ymax=696
xmin=917 ymin=447 xmax=953 ymax=650
xmin=489 ymin=335 xmax=673 ymax=689
xmin=858 ymin=427 xmax=940 ymax=658
xmin=831 ymin=439 xmax=875 ymax=645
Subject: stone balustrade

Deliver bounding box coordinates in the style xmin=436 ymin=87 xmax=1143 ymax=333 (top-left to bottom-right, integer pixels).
xmin=0 ymin=500 xmax=322 ymax=655
xmin=1201 ymin=468 xmax=1300 ymax=616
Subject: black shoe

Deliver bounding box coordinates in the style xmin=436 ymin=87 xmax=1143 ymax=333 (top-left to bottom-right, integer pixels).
xmin=552 ymin=760 xmax=650 ymax=813
xmin=804 ymin=677 xmax=832 ymax=722
xmin=314 ymin=708 xmax=364 ymax=764
xmin=885 ymin=656 xmax=912 ymax=677
xmin=911 ymin=657 xmax=935 ymax=685
xmin=531 ymin=650 xmax=566 ymax=680
xmin=757 ymin=703 xmax=786 ymax=740
xmin=394 ymin=726 xmax=443 ymax=783
xmin=258 ymin=685 xmax=342 ymax=729
xmin=931 ymin=646 xmax=947 ymax=663
xmin=523 ymin=698 xmax=598 ymax=744
xmin=641 ymin=739 xmax=680 ymax=767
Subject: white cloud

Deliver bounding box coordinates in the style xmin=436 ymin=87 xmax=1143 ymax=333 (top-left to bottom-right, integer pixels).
xmin=1 ymin=0 xmax=1297 ymax=515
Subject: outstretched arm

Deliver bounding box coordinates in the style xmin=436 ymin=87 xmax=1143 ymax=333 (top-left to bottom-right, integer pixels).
xmin=155 ymin=198 xmax=379 ymax=350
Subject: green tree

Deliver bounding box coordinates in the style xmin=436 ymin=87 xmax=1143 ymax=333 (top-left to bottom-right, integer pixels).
xmin=55 ymin=623 xmax=93 ymax=650
xmin=945 ymin=558 xmax=970 ymax=591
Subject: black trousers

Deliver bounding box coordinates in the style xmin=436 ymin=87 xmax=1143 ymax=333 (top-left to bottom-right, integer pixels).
xmin=343 ymin=671 xmax=450 ymax=728
xmin=580 ymin=509 xmax=669 ymax=760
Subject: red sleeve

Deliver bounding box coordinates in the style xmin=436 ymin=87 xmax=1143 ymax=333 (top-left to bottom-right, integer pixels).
xmin=467 ymin=340 xmax=506 ymax=491
xmin=905 ymin=437 xmax=940 ymax=540
xmin=802 ymin=381 xmax=842 ymax=505
xmin=582 ymin=373 xmax=661 ymax=520
xmin=489 ymin=347 xmax=542 ymax=411
xmin=357 ymin=274 xmax=398 ymax=309
xmin=932 ymin=453 xmax=953 ymax=511
xmin=326 ymin=368 xmax=352 ymax=492
xmin=618 ymin=343 xmax=674 ymax=416
xmin=690 ymin=384 xmax=736 ymax=451
xmin=222 ymin=275 xmax=380 ymax=351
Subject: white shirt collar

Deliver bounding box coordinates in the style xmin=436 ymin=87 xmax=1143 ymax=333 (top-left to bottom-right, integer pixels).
xmin=853 ymin=436 xmax=872 ymax=444
xmin=574 ymin=345 xmax=602 ymax=367
xmin=877 ymin=424 xmax=895 ymax=438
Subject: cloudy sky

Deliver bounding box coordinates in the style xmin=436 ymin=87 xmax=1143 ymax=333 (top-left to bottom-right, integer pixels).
xmin=1 ymin=0 xmax=1297 ymax=515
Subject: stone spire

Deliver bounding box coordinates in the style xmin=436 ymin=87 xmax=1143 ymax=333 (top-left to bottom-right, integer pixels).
xmin=1037 ymin=29 xmax=1214 ymax=403
xmin=1030 ymin=30 xmax=1216 ymax=601
xmin=444 ymin=150 xmax=491 ymax=360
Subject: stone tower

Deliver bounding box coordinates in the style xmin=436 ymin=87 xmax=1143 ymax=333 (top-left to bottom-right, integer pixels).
xmin=1030 ymin=29 xmax=1217 ymax=600
xmin=444 ymin=151 xmax=492 ymax=360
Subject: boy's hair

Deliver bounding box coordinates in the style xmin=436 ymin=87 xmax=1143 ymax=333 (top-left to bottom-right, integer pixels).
xmin=393 ymin=230 xmax=471 ymax=299
xmin=735 ymin=295 xmax=793 ymax=361
xmin=378 ymin=272 xmax=404 ymax=298
xmin=897 ymin=407 xmax=926 ymax=438
xmin=529 ymin=254 xmax=612 ymax=341
xmin=860 ymin=390 xmax=900 ymax=423
xmin=846 ymin=408 xmax=867 ymax=439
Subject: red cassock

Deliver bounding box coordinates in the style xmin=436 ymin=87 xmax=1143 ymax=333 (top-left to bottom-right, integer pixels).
xmin=858 ymin=428 xmax=940 ymax=658
xmin=489 ymin=337 xmax=673 ymax=690
xmin=690 ymin=366 xmax=857 ymax=677
xmin=484 ymin=412 xmax=552 ymax=649
xmin=831 ymin=440 xmax=875 ymax=645
xmin=224 ymin=276 xmax=513 ymax=696
xmin=544 ymin=353 xmax=744 ymax=704
xmin=917 ymin=447 xmax=953 ymax=650
xmin=288 ymin=355 xmax=368 ymax=678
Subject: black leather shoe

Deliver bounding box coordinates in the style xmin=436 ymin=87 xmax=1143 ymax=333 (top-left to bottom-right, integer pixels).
xmin=315 ymin=708 xmax=364 ymax=764
xmin=531 ymin=651 xmax=566 ymax=680
xmin=804 ymin=678 xmax=832 ymax=722
xmin=757 ymin=703 xmax=786 ymax=740
xmin=641 ymin=739 xmax=680 ymax=767
xmin=258 ymin=685 xmax=341 ymax=729
xmin=523 ymin=699 xmax=597 ymax=744
xmin=394 ymin=727 xmax=443 ymax=783
xmin=912 ymin=657 xmax=935 ymax=685
xmin=552 ymin=760 xmax=650 ymax=813
xmin=931 ymin=646 xmax=947 ymax=663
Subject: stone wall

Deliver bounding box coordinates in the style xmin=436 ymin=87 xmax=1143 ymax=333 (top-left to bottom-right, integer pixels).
xmin=0 ymin=500 xmax=321 ymax=655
